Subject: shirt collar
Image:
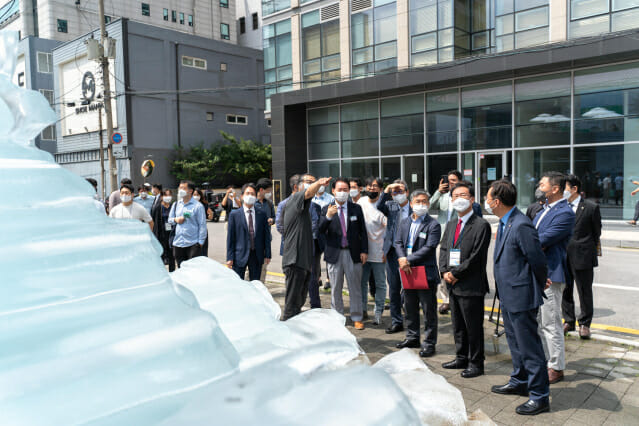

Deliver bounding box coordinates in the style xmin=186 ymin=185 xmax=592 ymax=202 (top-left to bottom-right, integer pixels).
xmin=546 ymin=198 xmax=562 ymax=209
xmin=501 ymin=206 xmax=515 ymax=226
xmin=571 ymin=195 xmax=581 ymax=206
xmin=459 ymin=209 xmax=473 ymax=224
xmin=411 ymin=214 xmax=425 ymax=224
xmin=243 ymin=205 xmax=254 ymax=213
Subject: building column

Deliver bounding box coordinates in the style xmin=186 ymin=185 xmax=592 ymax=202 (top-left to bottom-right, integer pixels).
xmin=549 ymin=0 xmax=567 ymax=42
xmin=291 ymin=14 xmax=302 ymax=90
xmin=340 ymin=0 xmax=351 ymax=80
xmin=396 ymin=0 xmax=410 ymax=70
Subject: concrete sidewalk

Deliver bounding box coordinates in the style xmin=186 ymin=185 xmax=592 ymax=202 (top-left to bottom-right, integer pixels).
xmin=263 ymin=280 xmax=639 ymax=425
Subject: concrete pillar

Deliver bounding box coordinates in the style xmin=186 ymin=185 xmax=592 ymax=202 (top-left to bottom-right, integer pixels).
xmin=340 ymin=0 xmax=351 ymax=79
xmin=291 ymin=14 xmax=302 ymax=90
xmin=396 ymin=0 xmax=410 ymax=69
xmin=549 ymin=0 xmax=567 ymax=42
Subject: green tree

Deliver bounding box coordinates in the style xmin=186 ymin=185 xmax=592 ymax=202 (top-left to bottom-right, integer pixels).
xmin=170 ymin=131 xmax=272 ymax=186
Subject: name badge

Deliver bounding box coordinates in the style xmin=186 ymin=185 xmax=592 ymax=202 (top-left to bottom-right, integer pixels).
xmin=407 ymin=244 xmax=413 ymax=256
xmin=350 ymin=216 xmax=357 ymax=221
xmin=450 ymin=249 xmax=461 ymax=266
xmin=419 ymin=232 xmax=427 ymax=239
xmin=165 ymin=222 xmax=172 ymax=232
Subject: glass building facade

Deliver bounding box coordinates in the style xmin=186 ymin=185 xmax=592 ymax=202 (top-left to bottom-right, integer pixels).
xmin=306 ymin=61 xmax=639 ymax=219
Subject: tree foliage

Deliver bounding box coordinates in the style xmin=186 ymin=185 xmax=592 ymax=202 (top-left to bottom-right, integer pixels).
xmin=170 ymin=131 xmax=272 ymax=186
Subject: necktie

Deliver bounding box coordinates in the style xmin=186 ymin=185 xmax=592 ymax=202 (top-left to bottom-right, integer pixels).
xmin=339 ymin=206 xmax=348 ymax=247
xmin=248 ymin=209 xmax=255 ymax=250
xmin=497 ymin=221 xmax=504 ymax=243
xmin=453 ymin=219 xmax=463 ymax=246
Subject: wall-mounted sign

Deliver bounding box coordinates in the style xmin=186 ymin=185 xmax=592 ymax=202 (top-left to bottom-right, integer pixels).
xmin=487 ymin=167 xmax=497 ymax=181
xmin=141 ymin=160 xmax=155 ymax=177
xmin=112 ymin=132 xmax=122 ymax=144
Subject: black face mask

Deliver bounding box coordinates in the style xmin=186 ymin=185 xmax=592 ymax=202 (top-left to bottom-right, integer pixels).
xmin=367 ymin=191 xmax=379 ymax=200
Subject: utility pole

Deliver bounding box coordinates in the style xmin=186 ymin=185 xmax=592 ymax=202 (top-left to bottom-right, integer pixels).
xmin=98 ymin=105 xmax=105 ymax=200
xmin=98 ymin=0 xmax=117 ymax=193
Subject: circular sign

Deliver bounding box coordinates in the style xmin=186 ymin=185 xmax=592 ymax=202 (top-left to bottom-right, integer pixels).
xmin=141 ymin=160 xmax=155 ymax=178
xmin=81 ymin=71 xmax=96 ymax=102
xmin=112 ymin=132 xmax=122 ymax=144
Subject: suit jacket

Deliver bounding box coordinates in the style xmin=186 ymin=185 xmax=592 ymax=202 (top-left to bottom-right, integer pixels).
xmin=567 ymin=198 xmax=602 ymax=270
xmin=379 ymin=192 xmax=412 ymax=255
xmin=319 ymin=201 xmax=368 ymax=264
xmin=526 ymin=200 xmax=544 ymax=221
xmin=311 ymin=201 xmax=326 ymax=254
xmin=226 ymin=207 xmax=272 ymax=267
xmin=394 ymin=214 xmax=441 ymax=284
xmin=494 ymin=208 xmax=548 ymax=313
xmin=439 ymin=213 xmax=492 ymax=297
xmin=533 ymin=199 xmax=575 ymax=283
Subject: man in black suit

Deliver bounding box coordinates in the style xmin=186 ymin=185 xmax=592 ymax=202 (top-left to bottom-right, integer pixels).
xmin=439 ymin=182 xmax=491 ymax=378
xmin=394 ymin=189 xmax=441 ymax=357
xmin=319 ymin=177 xmax=368 ymax=330
xmin=562 ymin=174 xmax=602 ymax=339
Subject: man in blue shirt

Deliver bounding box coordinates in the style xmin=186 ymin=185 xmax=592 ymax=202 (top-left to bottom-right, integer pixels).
xmin=168 ymin=180 xmax=207 ymax=267
xmin=134 ymin=185 xmax=155 ymax=214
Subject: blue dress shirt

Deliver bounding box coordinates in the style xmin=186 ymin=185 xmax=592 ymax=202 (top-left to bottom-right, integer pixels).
xmin=168 ymin=197 xmax=207 ymax=247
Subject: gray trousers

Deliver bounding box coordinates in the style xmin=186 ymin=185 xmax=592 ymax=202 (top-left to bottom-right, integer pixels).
xmin=327 ymin=249 xmax=363 ymax=322
xmin=538 ymin=281 xmax=566 ymax=371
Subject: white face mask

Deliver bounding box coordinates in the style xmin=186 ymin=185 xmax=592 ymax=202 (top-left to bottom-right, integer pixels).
xmin=451 ymin=197 xmax=471 ymax=212
xmin=318 ymin=185 xmax=325 ymax=194
xmin=121 ymin=194 xmax=132 ymax=203
xmin=393 ymin=193 xmax=407 ymax=205
xmin=243 ymin=195 xmax=257 ymax=206
xmin=264 ymin=192 xmax=272 ymax=200
xmin=484 ymin=200 xmax=493 ymax=215
xmin=178 ymin=189 xmax=187 ymax=199
xmin=413 ymin=204 xmax=429 ymax=217
xmin=193 ymin=195 xmax=201 ymax=201
xmin=334 ymin=191 xmax=349 ymax=203
xmin=140 ymin=192 xmax=147 ymax=199
xmin=563 ymin=190 xmax=572 ymax=200
xmin=301 ymin=183 xmax=311 ymax=191
xmin=162 ymin=196 xmax=172 ymax=203
xmin=349 ymin=189 xmax=360 ymax=198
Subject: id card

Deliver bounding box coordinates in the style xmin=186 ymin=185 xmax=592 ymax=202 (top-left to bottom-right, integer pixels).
xmin=407 ymin=244 xmax=413 ymax=256
xmin=419 ymin=232 xmax=426 ymax=239
xmin=350 ymin=215 xmax=357 ymax=221
xmin=450 ymin=249 xmax=461 ymax=266
xmin=165 ymin=222 xmax=172 ymax=232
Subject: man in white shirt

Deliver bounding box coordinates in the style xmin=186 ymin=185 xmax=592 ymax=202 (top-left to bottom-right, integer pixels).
xmin=109 ymin=183 xmax=154 ymax=231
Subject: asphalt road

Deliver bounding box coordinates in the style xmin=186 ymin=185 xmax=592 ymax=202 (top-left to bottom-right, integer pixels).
xmin=207 ymin=221 xmax=639 ymax=331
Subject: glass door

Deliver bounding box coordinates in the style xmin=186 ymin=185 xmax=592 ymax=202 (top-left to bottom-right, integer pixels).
xmin=477 ymin=152 xmax=503 ymax=212
xmin=404 ymin=156 xmax=425 ymax=190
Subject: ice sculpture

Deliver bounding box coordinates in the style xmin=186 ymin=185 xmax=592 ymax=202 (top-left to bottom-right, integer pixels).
xmin=0 ymin=30 xmax=468 ymax=425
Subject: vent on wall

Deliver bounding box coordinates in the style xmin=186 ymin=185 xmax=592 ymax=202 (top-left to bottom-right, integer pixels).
xmin=321 ymin=3 xmax=340 ymax=21
xmin=351 ymin=0 xmax=372 ymax=12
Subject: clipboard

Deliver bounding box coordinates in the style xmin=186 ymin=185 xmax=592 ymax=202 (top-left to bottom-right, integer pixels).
xmin=400 ymin=266 xmax=429 ymax=290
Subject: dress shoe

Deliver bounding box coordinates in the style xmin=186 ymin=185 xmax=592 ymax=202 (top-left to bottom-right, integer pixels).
xmin=579 ymin=325 xmax=591 ymax=339
xmin=548 ymin=368 xmax=564 ymax=384
xmin=442 ymin=359 xmax=468 ymax=369
xmin=395 ymin=339 xmax=420 ymax=349
xmin=419 ymin=347 xmax=436 ymax=357
xmin=354 ymin=321 xmax=365 ymax=330
xmin=563 ymin=322 xmax=575 ymax=335
xmin=515 ymin=398 xmax=550 ymax=416
xmin=491 ymin=383 xmax=529 ymax=396
xmin=323 ymin=280 xmax=331 ymax=290
xmin=438 ymin=303 xmax=450 ymax=315
xmin=386 ymin=324 xmax=404 ymax=334
xmin=363 ymin=312 xmax=369 ymax=321
xmin=461 ymin=366 xmax=484 ymax=378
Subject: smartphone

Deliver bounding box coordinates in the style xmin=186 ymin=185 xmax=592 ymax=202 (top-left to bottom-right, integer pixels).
xmin=440 ymin=175 xmax=449 ymax=184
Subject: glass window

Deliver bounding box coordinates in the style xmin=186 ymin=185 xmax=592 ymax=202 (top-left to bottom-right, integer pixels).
xmin=189 ymin=15 xmax=194 ymax=26
xmin=405 ymin=156 xmax=425 ymax=188
xmin=574 ymin=144 xmax=639 ymax=219
xmin=179 ymin=12 xmax=185 ymax=24
xmin=37 ymin=52 xmax=53 ymax=74
xmin=302 ymin=12 xmax=340 ymax=87
xmin=57 ymin=19 xmax=68 ymax=33
xmin=571 ymin=0 xmax=609 ymax=20
xmin=172 ymin=10 xmax=177 ymax=22
xmin=382 ymin=157 xmax=402 ymax=185
xmin=515 ymin=0 xmax=547 ymax=11
xmin=613 ymin=0 xmax=639 ymax=11
xmin=612 ymin=7 xmax=639 ymax=31
xmin=380 ymin=94 xmax=424 ymax=155
xmin=163 ymin=8 xmax=169 ymax=20
xmin=308 ymin=107 xmax=340 ymax=160
xmin=221 ymin=0 xmax=229 ymax=7
xmin=352 ymin=3 xmax=397 ymax=78
xmin=141 ymin=3 xmax=150 ymax=16
xmin=569 ymin=14 xmax=609 ymax=37
xmin=262 ymin=0 xmax=290 ymax=16
xmin=515 ymin=6 xmax=548 ymax=31
xmin=515 ymin=148 xmax=570 ymax=208
xmin=427 ymin=154 xmax=457 ymax=195
xmin=495 ymin=0 xmax=514 ymax=15
xmin=341 ymin=101 xmax=379 ymax=157
xmin=496 ymin=14 xmax=514 ymax=35
xmin=309 ymin=161 xmax=341 ymax=179
xmin=263 ymin=19 xmax=292 ymax=109
xmin=221 ymin=23 xmax=230 ymax=39
xmin=462 ymin=82 xmax=512 ymax=150
xmin=342 ymin=159 xmax=380 ymax=179
xmin=515 ymin=26 xmax=548 ymax=48
xmin=427 ymin=89 xmax=458 ymax=153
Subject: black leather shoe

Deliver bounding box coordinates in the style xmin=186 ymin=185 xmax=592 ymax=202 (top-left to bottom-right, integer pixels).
xmin=419 ymin=347 xmax=436 ymax=357
xmin=385 ymin=324 xmax=404 ymax=334
xmin=461 ymin=366 xmax=484 ymax=378
xmin=491 ymin=383 xmax=529 ymax=396
xmin=516 ymin=398 xmax=550 ymax=416
xmin=442 ymin=359 xmax=468 ymax=369
xmin=396 ymin=339 xmax=420 ymax=349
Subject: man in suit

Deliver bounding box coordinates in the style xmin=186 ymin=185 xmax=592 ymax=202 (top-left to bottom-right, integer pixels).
xmin=150 ymin=183 xmax=163 ymax=216
xmin=487 ymin=179 xmax=550 ymax=416
xmin=226 ymin=183 xmax=272 ymax=281
xmin=439 ymin=182 xmax=491 ymax=378
xmin=526 ymin=187 xmax=545 ymax=221
xmin=533 ymin=172 xmax=575 ymax=384
xmin=319 ymin=177 xmax=368 ymax=330
xmin=562 ymin=174 xmax=602 ymax=339
xmin=394 ymin=189 xmax=441 ymax=357
xmin=308 ymin=199 xmax=324 ymax=308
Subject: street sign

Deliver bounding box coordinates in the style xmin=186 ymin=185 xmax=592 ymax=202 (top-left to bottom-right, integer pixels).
xmin=141 ymin=159 xmax=155 ymax=177
xmin=112 ymin=132 xmax=122 ymax=144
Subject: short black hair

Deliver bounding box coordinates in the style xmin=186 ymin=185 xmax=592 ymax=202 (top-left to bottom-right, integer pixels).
xmin=289 ymin=174 xmax=300 ymax=190
xmin=542 ymin=171 xmax=567 ymax=191
xmin=138 ymin=186 xmax=146 ymax=192
xmin=120 ymin=183 xmax=134 ymax=193
xmin=448 ymin=170 xmax=463 ymax=181
xmin=365 ymin=177 xmax=383 ymax=188
xmin=256 ymin=177 xmax=272 ymax=191
xmin=152 ymin=183 xmax=162 ymax=191
xmin=180 ymin=180 xmax=195 ymax=191
xmin=86 ymin=178 xmax=98 ymax=190
xmin=120 ymin=178 xmax=132 ymax=185
xmin=349 ymin=177 xmax=363 ymax=187
xmin=566 ymin=174 xmax=582 ymax=192
xmin=490 ymin=179 xmax=517 ymax=207
xmin=452 ymin=181 xmax=473 ymax=196
xmin=242 ymin=183 xmax=257 ymax=194
xmin=332 ymin=177 xmax=350 ymax=189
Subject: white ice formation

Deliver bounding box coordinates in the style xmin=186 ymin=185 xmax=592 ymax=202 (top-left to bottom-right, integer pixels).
xmin=0 ymin=30 xmax=468 ymax=425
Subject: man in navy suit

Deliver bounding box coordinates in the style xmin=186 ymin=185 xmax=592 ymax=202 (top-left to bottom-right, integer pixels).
xmin=393 ymin=189 xmax=441 ymax=358
xmin=308 ymin=200 xmax=325 ymax=308
xmin=534 ymin=172 xmax=575 ymax=385
xmin=319 ymin=177 xmax=368 ymax=330
xmin=487 ymin=179 xmax=550 ymax=416
xmin=226 ymin=183 xmax=272 ymax=281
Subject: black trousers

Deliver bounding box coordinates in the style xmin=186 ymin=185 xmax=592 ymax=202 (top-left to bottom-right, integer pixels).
xmin=160 ymin=238 xmax=176 ymax=272
xmin=562 ymin=258 xmax=594 ymax=327
xmin=450 ymin=292 xmax=485 ymax=368
xmin=173 ymin=244 xmax=201 ymax=268
xmin=634 ymin=200 xmax=639 ymax=221
xmin=283 ymin=265 xmax=311 ymax=321
xmin=404 ymin=288 xmax=437 ymax=349
xmin=232 ymin=250 xmax=262 ymax=281
xmin=308 ymin=240 xmax=322 ymax=309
